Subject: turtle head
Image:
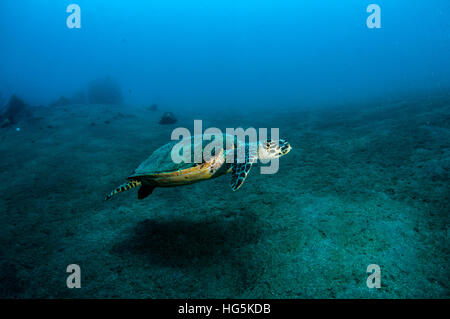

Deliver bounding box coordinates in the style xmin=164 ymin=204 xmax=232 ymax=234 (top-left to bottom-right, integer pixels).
xmin=258 ymin=139 xmax=291 ymax=160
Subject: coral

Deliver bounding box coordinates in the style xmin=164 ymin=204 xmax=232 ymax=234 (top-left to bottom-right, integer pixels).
xmin=87 ymin=76 xmax=123 ymax=105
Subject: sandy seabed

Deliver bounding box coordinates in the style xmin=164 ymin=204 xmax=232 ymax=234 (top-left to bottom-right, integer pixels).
xmin=0 ymin=93 xmax=448 ymax=298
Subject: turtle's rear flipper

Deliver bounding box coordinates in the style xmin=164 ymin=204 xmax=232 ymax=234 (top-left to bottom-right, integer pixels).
xmin=138 ymin=184 xmax=156 ymax=199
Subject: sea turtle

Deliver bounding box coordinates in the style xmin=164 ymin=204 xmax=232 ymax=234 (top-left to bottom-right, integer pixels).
xmin=105 ymin=134 xmax=291 ymax=200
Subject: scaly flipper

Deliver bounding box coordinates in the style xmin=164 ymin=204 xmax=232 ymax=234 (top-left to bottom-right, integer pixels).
xmin=105 ymin=180 xmax=142 ymax=200
xmin=230 ymin=144 xmax=258 ymax=191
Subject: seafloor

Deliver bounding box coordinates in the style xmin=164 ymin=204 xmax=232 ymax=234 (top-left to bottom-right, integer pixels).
xmin=0 ymin=92 xmax=448 ymax=298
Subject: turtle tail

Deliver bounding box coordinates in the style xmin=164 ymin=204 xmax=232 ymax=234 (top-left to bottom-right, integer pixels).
xmin=105 ymin=180 xmax=142 ymax=200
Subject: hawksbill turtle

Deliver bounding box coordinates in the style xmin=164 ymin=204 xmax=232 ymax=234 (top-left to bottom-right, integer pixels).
xmin=105 ymin=134 xmax=291 ymax=200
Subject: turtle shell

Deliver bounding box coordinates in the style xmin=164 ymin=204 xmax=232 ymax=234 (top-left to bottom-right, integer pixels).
xmin=129 ymin=134 xmax=237 ymax=177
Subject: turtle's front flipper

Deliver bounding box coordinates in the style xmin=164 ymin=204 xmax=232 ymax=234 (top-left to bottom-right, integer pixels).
xmin=105 ymin=180 xmax=142 ymax=200
xmin=230 ymin=144 xmax=258 ymax=191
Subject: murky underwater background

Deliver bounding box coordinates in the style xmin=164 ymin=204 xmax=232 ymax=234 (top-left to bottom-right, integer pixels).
xmin=0 ymin=0 xmax=449 ymax=298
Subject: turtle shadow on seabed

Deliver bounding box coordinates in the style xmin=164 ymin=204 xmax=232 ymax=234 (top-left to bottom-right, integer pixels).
xmin=111 ymin=213 xmax=264 ymax=269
